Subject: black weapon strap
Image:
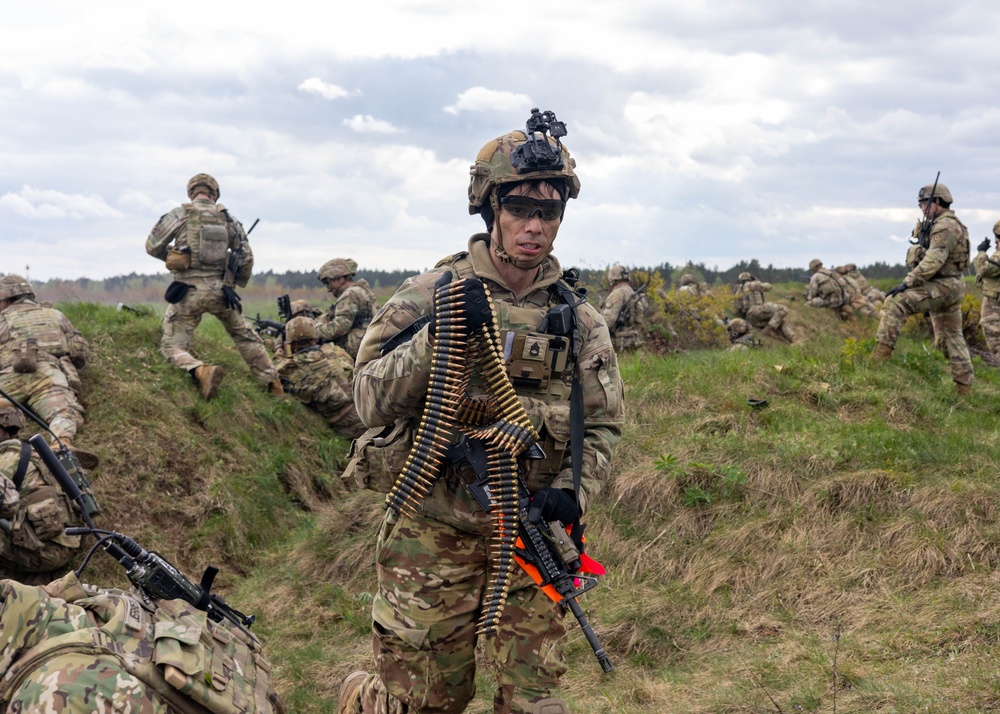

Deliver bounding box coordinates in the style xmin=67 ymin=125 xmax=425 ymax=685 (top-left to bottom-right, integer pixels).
xmin=13 ymin=441 xmax=31 ymax=489
xmin=380 ymin=316 xmax=431 ymax=356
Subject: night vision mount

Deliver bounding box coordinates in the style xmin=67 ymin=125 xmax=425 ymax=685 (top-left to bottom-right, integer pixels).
xmin=511 ymin=108 xmax=568 ymax=173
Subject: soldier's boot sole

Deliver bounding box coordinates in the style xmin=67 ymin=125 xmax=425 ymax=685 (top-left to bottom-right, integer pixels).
xmin=194 ymin=365 xmax=225 ymax=400
xmin=337 ymin=671 xmax=368 ymax=714
xmin=870 ymin=343 xmax=893 ymax=362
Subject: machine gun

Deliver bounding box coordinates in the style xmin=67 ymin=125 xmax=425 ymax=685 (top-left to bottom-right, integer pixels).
xmin=29 ymin=433 xmax=256 ymax=637
xmin=911 ymin=171 xmax=941 ymax=250
xmin=222 ymin=218 xmax=259 ymax=313
xmin=613 ymin=281 xmax=648 ymax=334
xmin=449 ymin=436 xmax=613 ymax=673
xmin=277 ymin=294 xmax=292 ymax=323
xmin=250 ymin=315 xmax=285 ymax=338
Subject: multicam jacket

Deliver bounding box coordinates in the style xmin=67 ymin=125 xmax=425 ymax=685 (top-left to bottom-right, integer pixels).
xmin=904 ymin=210 xmax=970 ymax=288
xmin=806 ymin=269 xmax=847 ymax=307
xmin=316 ymin=280 xmax=378 ymax=359
xmin=0 ymin=299 xmax=88 ymax=387
xmin=353 ymin=233 xmax=624 ymax=525
xmin=274 ymin=343 xmax=363 ymax=438
xmin=974 ymin=246 xmax=1000 ymax=298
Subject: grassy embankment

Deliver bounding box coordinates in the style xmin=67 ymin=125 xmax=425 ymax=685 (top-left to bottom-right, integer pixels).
xmin=56 ymin=286 xmax=1000 ymax=713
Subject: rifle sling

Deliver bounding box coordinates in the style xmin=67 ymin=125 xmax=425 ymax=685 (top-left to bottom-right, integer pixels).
xmin=13 ymin=440 xmax=31 ymax=490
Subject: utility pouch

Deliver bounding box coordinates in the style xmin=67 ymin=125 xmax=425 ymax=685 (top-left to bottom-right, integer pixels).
xmin=165 ymin=246 xmax=192 ymax=272
xmin=164 ymin=281 xmax=192 ymax=305
xmin=12 ymin=338 xmax=38 ymax=373
xmin=342 ymin=418 xmax=413 ymax=493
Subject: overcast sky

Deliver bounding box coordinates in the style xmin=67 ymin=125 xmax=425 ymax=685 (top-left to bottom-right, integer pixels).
xmin=3 ymin=1 xmax=1000 ymax=281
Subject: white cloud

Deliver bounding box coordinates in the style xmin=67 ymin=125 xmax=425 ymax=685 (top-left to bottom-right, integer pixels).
xmin=443 ymin=87 xmax=533 ymax=115
xmin=0 ymin=186 xmax=123 ymax=219
xmin=342 ymin=115 xmax=404 ymax=134
xmin=298 ymin=77 xmax=353 ymax=101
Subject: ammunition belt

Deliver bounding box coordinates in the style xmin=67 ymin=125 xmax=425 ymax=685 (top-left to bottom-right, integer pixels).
xmin=384 ymin=277 xmax=538 ymax=634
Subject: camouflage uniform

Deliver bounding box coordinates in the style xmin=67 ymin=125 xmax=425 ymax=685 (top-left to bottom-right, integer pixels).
xmin=678 ymin=274 xmax=710 ymax=298
xmin=806 ymin=261 xmax=852 ymax=320
xmin=317 ymin=280 xmax=379 ymax=360
xmin=0 ymin=294 xmax=89 ymax=396
xmin=600 ymin=282 xmax=644 ymax=351
xmin=350 ymin=235 xmax=624 ymax=714
xmin=146 ymin=191 xmax=278 ymax=387
xmin=875 ymin=207 xmax=973 ymax=387
xmin=0 ymin=571 xmax=285 ymax=713
xmin=275 ymin=342 xmax=365 ymax=439
xmin=725 ymin=318 xmax=757 ymax=351
xmin=844 ymin=264 xmax=884 ymax=305
xmin=835 ymin=266 xmax=878 ymax=317
xmin=974 ymin=225 xmax=1000 ymax=360
xmin=736 ymin=277 xmax=794 ymax=341
xmin=0 ymin=438 xmax=84 ymax=581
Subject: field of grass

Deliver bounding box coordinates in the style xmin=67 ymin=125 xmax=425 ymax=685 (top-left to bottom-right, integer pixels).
xmin=47 ymin=287 xmax=1000 ymax=713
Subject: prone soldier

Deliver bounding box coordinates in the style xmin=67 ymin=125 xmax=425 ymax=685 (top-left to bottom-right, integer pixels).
xmin=316 ymin=258 xmax=379 ymax=360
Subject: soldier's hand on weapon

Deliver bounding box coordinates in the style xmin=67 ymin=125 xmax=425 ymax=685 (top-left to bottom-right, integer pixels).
xmin=527 ymin=487 xmax=578 ymax=526
xmin=885 ymin=282 xmax=908 ymax=298
xmin=222 ymin=286 xmax=242 ymax=312
xmin=429 ymin=273 xmax=492 ymax=336
xmin=979 ymin=237 xmax=992 ymax=253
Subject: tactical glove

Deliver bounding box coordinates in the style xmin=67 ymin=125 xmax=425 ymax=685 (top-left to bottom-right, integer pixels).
xmin=428 ymin=273 xmax=492 ymax=337
xmin=527 ymin=487 xmax=579 ymax=526
xmin=885 ymin=282 xmax=909 ymax=298
xmin=222 ymin=286 xmax=243 ymax=313
xmin=979 ymin=237 xmax=992 ymax=253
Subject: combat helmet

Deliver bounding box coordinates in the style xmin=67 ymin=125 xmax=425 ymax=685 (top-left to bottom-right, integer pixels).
xmin=0 ymin=274 xmax=34 ymax=302
xmin=290 ymin=299 xmax=321 ymax=318
xmin=680 ymin=273 xmax=697 ymax=286
xmin=187 ymin=173 xmax=220 ymax=200
xmin=993 ymin=220 xmax=1000 ymax=237
xmin=607 ymin=264 xmax=629 ymax=282
xmin=285 ymin=316 xmax=319 ymax=344
xmin=845 ymin=263 xmax=857 ymax=271
xmin=917 ymin=183 xmax=952 ymax=204
xmin=727 ymin=318 xmax=749 ymax=336
xmin=318 ymin=258 xmax=358 ymax=282
xmin=808 ymin=259 xmax=823 ymax=272
xmin=738 ymin=272 xmax=752 ymax=282
xmin=0 ymin=398 xmax=26 ymax=433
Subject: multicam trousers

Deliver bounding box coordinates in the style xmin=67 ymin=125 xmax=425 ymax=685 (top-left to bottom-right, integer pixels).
xmin=160 ymin=277 xmax=277 ymax=385
xmin=746 ymin=302 xmax=787 ymax=331
xmin=875 ymin=279 xmax=973 ymax=386
xmin=980 ymin=293 xmax=1000 ymax=360
xmin=0 ymin=362 xmax=83 ymax=441
xmin=349 ymin=511 xmax=571 ymax=714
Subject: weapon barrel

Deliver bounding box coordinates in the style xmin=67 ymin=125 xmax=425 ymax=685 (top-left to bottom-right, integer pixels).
xmin=565 ymin=596 xmax=614 ymax=672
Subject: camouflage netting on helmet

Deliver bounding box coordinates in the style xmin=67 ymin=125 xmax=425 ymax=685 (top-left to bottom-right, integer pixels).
xmin=319 ymin=258 xmax=358 ymax=281
xmin=186 ymin=173 xmax=220 ymax=200
xmin=0 ymin=275 xmax=35 ymax=302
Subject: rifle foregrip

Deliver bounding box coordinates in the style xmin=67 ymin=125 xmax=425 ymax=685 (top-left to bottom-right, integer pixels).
xmin=27 ymin=435 xmax=81 ymax=500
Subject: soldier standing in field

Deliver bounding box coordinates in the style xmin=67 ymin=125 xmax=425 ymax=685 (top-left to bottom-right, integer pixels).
xmin=146 ymin=173 xmax=282 ymax=400
xmin=973 ymin=221 xmax=1000 ymax=362
xmin=316 ymin=258 xmax=379 ymax=360
xmin=872 ymin=182 xmax=973 ymax=395
xmin=338 ymin=109 xmax=624 ymax=714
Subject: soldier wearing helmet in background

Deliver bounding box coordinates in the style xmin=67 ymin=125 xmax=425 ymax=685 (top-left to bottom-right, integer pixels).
xmin=145 ymin=173 xmax=282 ymax=400
xmin=806 ymin=259 xmax=852 ymax=320
xmin=725 ymin=317 xmax=758 ymax=351
xmin=274 ymin=317 xmax=364 ymax=439
xmin=873 ymin=182 xmax=973 ymax=394
xmin=973 ymin=220 xmax=1000 ymax=362
xmin=0 ymin=398 xmax=85 ymax=582
xmin=316 ymin=258 xmax=378 ymax=360
xmin=735 ymin=272 xmax=796 ymax=342
xmin=290 ymin=299 xmax=322 ymax=319
xmin=600 ymin=264 xmax=645 ymax=351
xmin=834 ymin=265 xmax=878 ymax=317
xmin=339 ymin=109 xmax=624 ymax=714
xmin=843 ymin=263 xmax=884 ymax=305
xmin=0 ymin=276 xmax=96 ymax=467
xmin=678 ymin=273 xmax=710 ymax=298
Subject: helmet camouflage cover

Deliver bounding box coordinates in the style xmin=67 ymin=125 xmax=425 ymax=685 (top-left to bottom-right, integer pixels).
xmin=318 ymin=258 xmax=358 ymax=282
xmin=290 ymin=299 xmax=321 ymax=318
xmin=808 ymin=259 xmax=823 ymax=272
xmin=0 ymin=398 xmax=26 ymax=431
xmin=0 ymin=274 xmax=35 ymax=301
xmin=728 ymin=318 xmax=749 ymax=335
xmin=468 ymin=109 xmax=581 ymax=216
xmin=993 ymin=220 xmax=1000 ymax=236
xmin=285 ymin=316 xmax=319 ymax=343
xmin=917 ymin=183 xmax=952 ymax=204
xmin=607 ymin=264 xmax=629 ymax=282
xmin=680 ymin=273 xmax=697 ymax=286
xmin=187 ymin=173 xmax=220 ymax=200
xmin=738 ymin=272 xmax=752 ymax=282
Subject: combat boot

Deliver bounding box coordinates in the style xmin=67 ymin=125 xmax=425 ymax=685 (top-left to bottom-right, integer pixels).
xmin=268 ymin=378 xmax=285 ymax=396
xmin=870 ymin=343 xmax=893 ymax=362
xmin=337 ymin=671 xmax=368 ymax=714
xmin=193 ymin=365 xmax=224 ymax=400
xmin=957 ymin=382 xmax=972 ymax=396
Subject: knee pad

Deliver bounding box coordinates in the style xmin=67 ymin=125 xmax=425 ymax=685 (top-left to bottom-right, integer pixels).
xmin=532 ymin=698 xmax=570 ymax=714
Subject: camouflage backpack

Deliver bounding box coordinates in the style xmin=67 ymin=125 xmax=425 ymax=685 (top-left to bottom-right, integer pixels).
xmin=0 ymin=572 xmax=285 ymax=713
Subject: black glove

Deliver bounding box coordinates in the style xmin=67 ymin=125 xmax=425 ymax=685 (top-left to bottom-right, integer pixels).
xmin=885 ymin=282 xmax=908 ymax=298
xmin=429 ymin=273 xmax=492 ymax=336
xmin=222 ymin=286 xmax=242 ymax=313
xmin=527 ymin=487 xmax=579 ymax=526
xmin=979 ymin=237 xmax=992 ymax=253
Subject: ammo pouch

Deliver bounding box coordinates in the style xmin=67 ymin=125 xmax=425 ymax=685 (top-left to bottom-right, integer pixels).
xmin=165 ymin=281 xmax=193 ymax=304
xmin=165 ymin=246 xmax=193 ymax=272
xmin=342 ymin=418 xmax=413 ymax=493
xmin=11 ymin=338 xmax=38 ymax=373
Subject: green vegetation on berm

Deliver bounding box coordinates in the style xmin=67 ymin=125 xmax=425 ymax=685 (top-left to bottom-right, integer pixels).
xmin=55 ymin=289 xmax=1000 ymax=713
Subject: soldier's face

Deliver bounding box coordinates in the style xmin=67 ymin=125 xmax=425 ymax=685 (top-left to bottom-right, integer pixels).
xmin=324 ymin=276 xmax=346 ymax=296
xmin=494 ymin=182 xmax=562 ymax=267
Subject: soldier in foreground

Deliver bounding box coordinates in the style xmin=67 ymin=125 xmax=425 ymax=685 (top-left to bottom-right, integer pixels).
xmin=146 ymin=173 xmax=282 ymax=400
xmin=806 ymin=259 xmax=852 ymax=320
xmin=601 ymin=264 xmax=646 ymax=351
xmin=0 ymin=277 xmax=95 ymax=465
xmin=316 ymin=258 xmax=379 ymax=360
xmin=275 ymin=316 xmax=365 ymax=439
xmin=973 ymin=221 xmax=1000 ymax=361
xmin=735 ymin=272 xmax=796 ymax=342
xmin=0 ymin=398 xmax=85 ymax=582
xmin=872 ymin=182 xmax=973 ymax=394
xmin=340 ymin=109 xmax=624 ymax=714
